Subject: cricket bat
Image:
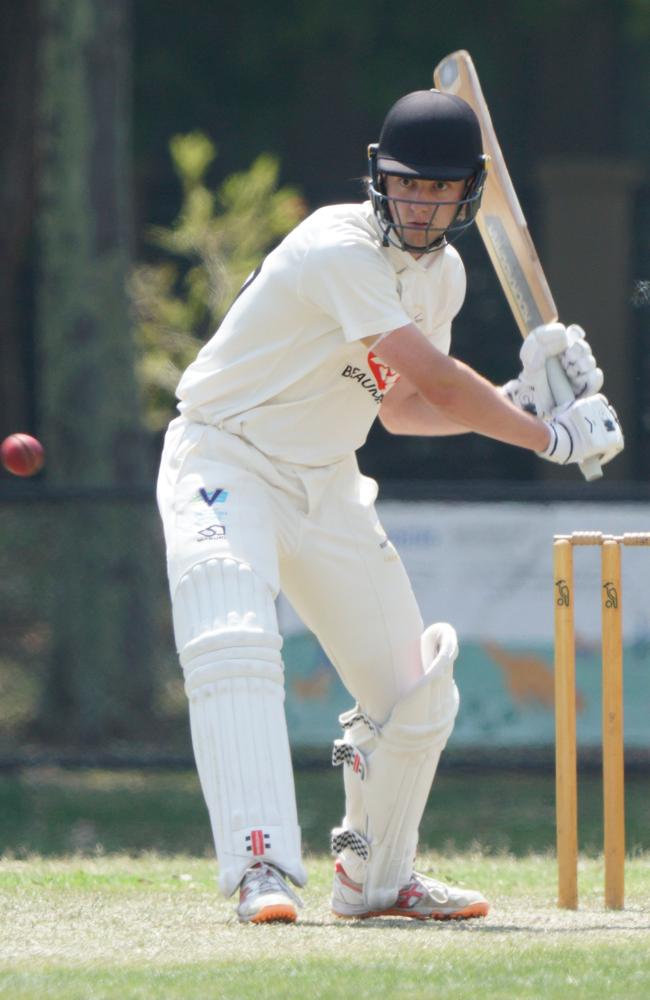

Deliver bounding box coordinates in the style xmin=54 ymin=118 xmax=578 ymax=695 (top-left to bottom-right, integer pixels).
xmin=434 ymin=49 xmax=602 ymax=481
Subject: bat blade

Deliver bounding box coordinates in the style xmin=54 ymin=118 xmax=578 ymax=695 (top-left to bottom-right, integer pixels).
xmin=434 ymin=50 xmax=602 ymax=481
xmin=434 ymin=50 xmax=556 ymax=336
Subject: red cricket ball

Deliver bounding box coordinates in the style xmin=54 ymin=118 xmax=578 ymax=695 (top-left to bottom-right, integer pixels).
xmin=0 ymin=433 xmax=45 ymax=477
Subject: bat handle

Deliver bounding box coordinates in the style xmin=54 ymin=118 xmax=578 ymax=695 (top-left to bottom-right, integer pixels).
xmin=545 ymin=357 xmax=603 ymax=481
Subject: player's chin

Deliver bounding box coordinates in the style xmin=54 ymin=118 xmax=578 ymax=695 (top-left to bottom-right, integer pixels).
xmin=402 ymin=225 xmax=442 ymax=249
xmin=403 ymin=224 xmax=429 ymax=241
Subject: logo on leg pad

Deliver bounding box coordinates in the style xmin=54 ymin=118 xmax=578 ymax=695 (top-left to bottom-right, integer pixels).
xmin=246 ymin=829 xmax=271 ymax=856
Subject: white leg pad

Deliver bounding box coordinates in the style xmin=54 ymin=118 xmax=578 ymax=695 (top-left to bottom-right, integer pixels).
xmin=174 ymin=558 xmax=306 ymax=896
xmin=331 ymin=622 xmax=459 ymax=910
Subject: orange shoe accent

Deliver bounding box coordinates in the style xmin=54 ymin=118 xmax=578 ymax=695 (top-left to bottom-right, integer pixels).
xmin=249 ymin=903 xmax=298 ymax=924
xmin=432 ymin=900 xmax=490 ymax=921
xmin=335 ymin=900 xmax=489 ymax=921
xmin=362 ymin=899 xmax=490 ymax=921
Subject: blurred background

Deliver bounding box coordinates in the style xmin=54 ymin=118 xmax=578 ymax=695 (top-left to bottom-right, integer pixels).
xmin=0 ymin=0 xmax=649 ymax=819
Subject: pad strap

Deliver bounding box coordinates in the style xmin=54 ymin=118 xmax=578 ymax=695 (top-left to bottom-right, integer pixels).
xmin=331 ymin=827 xmax=369 ymax=861
xmin=332 ymin=740 xmax=367 ymax=779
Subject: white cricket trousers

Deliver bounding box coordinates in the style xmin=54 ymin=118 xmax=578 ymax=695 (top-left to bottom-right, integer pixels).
xmin=157 ymin=417 xmax=425 ymax=721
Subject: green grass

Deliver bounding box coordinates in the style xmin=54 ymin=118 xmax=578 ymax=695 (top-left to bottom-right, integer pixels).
xmin=1 ymin=854 xmax=650 ymax=999
xmin=1 ymin=768 xmax=650 ymax=999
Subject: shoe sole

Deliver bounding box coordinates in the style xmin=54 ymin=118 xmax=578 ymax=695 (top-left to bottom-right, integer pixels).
xmin=243 ymin=903 xmax=298 ymax=925
xmin=332 ymin=900 xmax=489 ymax=921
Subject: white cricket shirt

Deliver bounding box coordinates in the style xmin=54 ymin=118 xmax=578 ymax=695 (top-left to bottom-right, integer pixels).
xmin=176 ymin=201 xmax=466 ymax=465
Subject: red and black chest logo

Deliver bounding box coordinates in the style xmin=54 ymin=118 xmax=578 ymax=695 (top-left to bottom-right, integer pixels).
xmin=367 ymin=351 xmax=400 ymax=391
xmin=340 ymin=350 xmax=400 ymax=403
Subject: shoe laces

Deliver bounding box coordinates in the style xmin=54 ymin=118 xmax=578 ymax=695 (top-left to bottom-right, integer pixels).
xmin=241 ymin=863 xmax=303 ymax=906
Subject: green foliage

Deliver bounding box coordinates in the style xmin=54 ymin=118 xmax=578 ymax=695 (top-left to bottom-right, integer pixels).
xmin=624 ymin=0 xmax=650 ymax=40
xmin=130 ymin=132 xmax=306 ymax=429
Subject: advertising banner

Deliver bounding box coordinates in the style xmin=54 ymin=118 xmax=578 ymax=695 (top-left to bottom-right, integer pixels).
xmin=278 ymin=503 xmax=650 ymax=750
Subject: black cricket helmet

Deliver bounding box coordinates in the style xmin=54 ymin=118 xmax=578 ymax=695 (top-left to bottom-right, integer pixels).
xmin=368 ymin=89 xmax=488 ymax=252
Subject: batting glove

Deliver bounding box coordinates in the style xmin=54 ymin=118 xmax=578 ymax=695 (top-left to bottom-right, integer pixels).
xmin=539 ymin=393 xmax=624 ymax=467
xmin=560 ymin=324 xmax=604 ymax=398
xmin=503 ymin=322 xmax=604 ymax=418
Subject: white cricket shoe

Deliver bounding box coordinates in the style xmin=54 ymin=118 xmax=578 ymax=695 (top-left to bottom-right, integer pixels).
xmin=331 ymin=861 xmax=489 ymax=921
xmin=237 ymin=862 xmax=302 ymax=924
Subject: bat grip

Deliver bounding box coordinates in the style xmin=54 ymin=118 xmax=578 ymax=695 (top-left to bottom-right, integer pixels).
xmin=545 ymin=357 xmax=603 ymax=481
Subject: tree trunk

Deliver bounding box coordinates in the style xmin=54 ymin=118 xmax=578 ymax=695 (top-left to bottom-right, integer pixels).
xmin=0 ymin=1 xmax=39 ymax=441
xmin=35 ymin=0 xmax=156 ymax=745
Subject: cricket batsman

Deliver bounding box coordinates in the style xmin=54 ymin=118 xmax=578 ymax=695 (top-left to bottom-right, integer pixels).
xmin=157 ymin=89 xmax=623 ymax=923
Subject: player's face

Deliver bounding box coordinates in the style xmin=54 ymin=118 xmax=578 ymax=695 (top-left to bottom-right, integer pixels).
xmin=384 ymin=174 xmax=467 ymax=255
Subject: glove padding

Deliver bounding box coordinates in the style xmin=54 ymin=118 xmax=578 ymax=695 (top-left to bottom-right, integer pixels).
xmin=539 ymin=394 xmax=623 ymax=467
xmin=503 ymin=322 xmax=604 ymax=418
